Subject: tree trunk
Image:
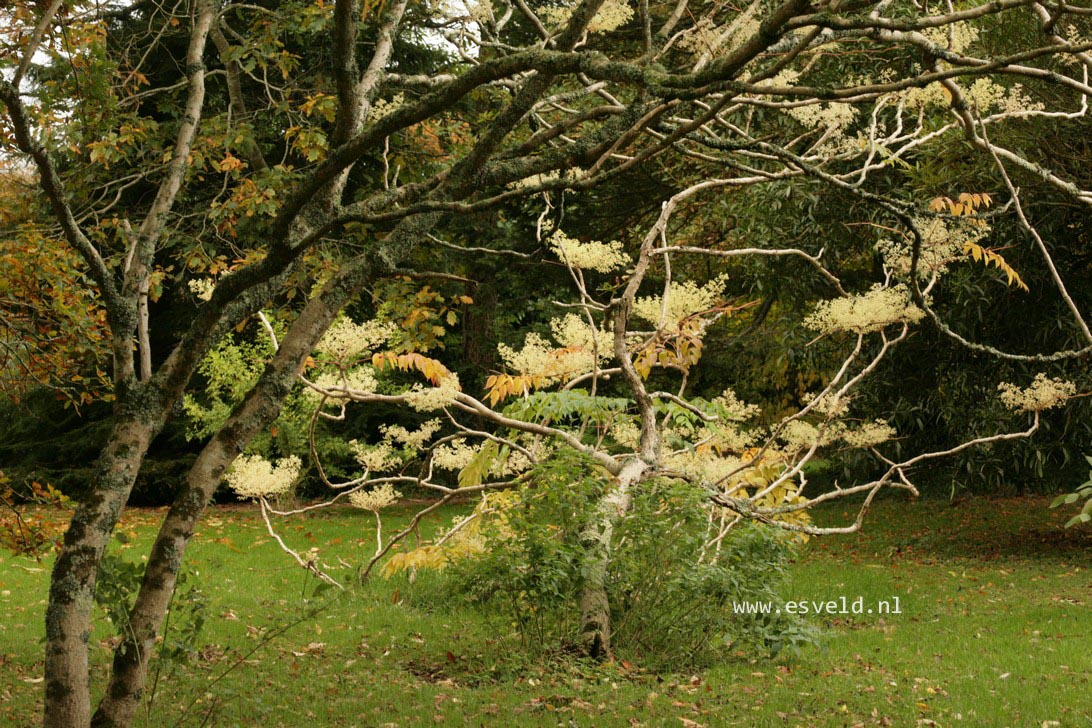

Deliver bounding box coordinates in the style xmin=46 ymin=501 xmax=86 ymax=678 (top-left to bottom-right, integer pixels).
xmin=89 ymin=439 xmax=238 ymax=728
xmin=578 ymin=458 xmax=645 ymax=659
xmin=44 ymin=406 xmax=161 ymax=728
xmin=91 ymin=265 xmax=370 ymax=727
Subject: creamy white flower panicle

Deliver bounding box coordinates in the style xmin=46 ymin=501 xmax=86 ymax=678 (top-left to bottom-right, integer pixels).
xmin=367 ymin=93 xmax=404 ymax=123
xmin=791 ymin=420 xmax=852 ymax=452
xmin=903 ymin=82 xmax=951 ymax=110
xmin=922 ymin=20 xmax=980 ymax=53
xmin=785 ymin=102 xmax=858 ymax=134
xmin=963 ymin=78 xmax=1043 ymax=114
xmin=306 ymin=367 xmax=380 ymax=401
xmin=405 ymin=373 xmax=461 ymax=412
xmin=501 ymin=450 xmax=534 ymax=476
xmin=632 ymin=275 xmax=729 ymax=331
xmin=665 ymin=451 xmax=746 ymax=486
xmin=432 ymin=441 xmax=477 ymax=471
xmin=608 ymin=419 xmax=641 ymax=449
xmin=350 ymin=440 xmax=400 ymax=473
xmin=548 ymin=229 xmax=630 ymax=273
xmin=805 ymin=284 xmax=924 ymax=335
xmin=381 ymin=419 xmax=442 ymax=449
xmin=540 ymin=0 xmax=634 ymax=33
xmin=779 ymin=420 xmax=826 ymax=451
xmin=349 ymin=483 xmax=402 ymax=512
xmin=693 ymin=423 xmax=757 ymax=454
xmin=842 ymin=420 xmax=897 ymax=448
xmin=549 ymin=313 xmax=610 ymax=353
xmin=497 ymin=331 xmax=597 ymax=380
xmin=498 ymin=333 xmax=557 ymax=375
xmin=317 ymin=318 xmax=397 ymax=361
xmin=676 ymin=16 xmax=717 ymax=55
xmin=998 ymin=374 xmax=1077 ymax=413
xmin=465 ymin=0 xmax=492 ymax=23
xmin=902 ymin=78 xmax=1040 ymax=114
xmin=713 ymin=388 xmax=761 ymax=422
xmin=679 ymin=1 xmax=760 ymax=60
xmin=431 ymin=438 xmax=543 ymax=476
xmin=226 ymin=455 xmax=302 ymax=499
xmin=801 ymin=391 xmax=850 ymax=418
xmin=876 ymin=215 xmax=990 ymax=280
xmin=188 ymin=278 xmax=215 ymax=302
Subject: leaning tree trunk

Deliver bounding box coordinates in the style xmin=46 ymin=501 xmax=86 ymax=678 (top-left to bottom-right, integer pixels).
xmin=44 ymin=398 xmax=164 ymax=728
xmin=577 ymin=458 xmax=646 ymax=658
xmin=90 ymin=262 xmax=374 ymax=727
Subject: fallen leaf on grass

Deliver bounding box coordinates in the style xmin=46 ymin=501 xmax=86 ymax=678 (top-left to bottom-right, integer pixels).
xmin=291 ymin=641 xmax=325 ymax=656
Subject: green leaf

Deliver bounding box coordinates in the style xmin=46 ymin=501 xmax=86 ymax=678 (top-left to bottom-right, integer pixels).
xmin=459 ymin=440 xmax=499 ymax=488
xmin=1064 ymin=512 xmax=1091 ymax=528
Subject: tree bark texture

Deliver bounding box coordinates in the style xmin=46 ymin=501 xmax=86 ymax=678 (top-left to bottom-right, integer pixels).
xmin=44 ymin=405 xmax=161 ymax=728
xmin=578 ymin=458 xmax=645 ymax=658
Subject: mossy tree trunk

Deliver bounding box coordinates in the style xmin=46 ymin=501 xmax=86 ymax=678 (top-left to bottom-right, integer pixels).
xmin=44 ymin=391 xmax=165 ymax=728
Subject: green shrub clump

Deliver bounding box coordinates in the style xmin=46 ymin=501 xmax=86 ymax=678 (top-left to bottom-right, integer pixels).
xmin=422 ymin=453 xmax=815 ymax=669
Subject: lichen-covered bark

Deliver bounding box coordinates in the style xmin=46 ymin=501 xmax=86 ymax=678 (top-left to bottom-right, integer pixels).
xmin=44 ymin=406 xmax=161 ymax=728
xmin=89 ymin=439 xmax=233 ymax=728
xmin=577 ymin=458 xmax=645 ymax=658
xmin=91 ymin=259 xmax=372 ymax=727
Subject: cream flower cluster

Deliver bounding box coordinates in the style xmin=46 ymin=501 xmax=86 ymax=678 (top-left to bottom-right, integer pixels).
xmin=998 ymin=374 xmax=1076 ymax=413
xmin=540 ymin=0 xmax=633 ymax=33
xmin=664 ymin=450 xmax=746 ymax=485
xmin=678 ymin=3 xmax=760 ymax=59
xmin=316 ymin=318 xmax=396 ymax=361
xmin=497 ymin=331 xmax=598 ymax=380
xmin=350 ymin=440 xmax=400 ymax=473
xmin=350 ymin=420 xmax=447 ymax=476
xmin=903 ymin=78 xmax=1040 ymax=114
xmin=876 ymin=216 xmax=989 ymax=280
xmin=779 ymin=420 xmax=841 ymax=451
xmin=632 ymin=275 xmax=729 ymax=331
xmin=226 ymin=455 xmax=302 ymax=499
xmin=548 ymin=229 xmax=630 ymax=273
xmin=349 ymin=483 xmax=402 ymax=512
xmin=805 ymin=284 xmax=925 ymax=335
xmin=381 ymin=419 xmax=442 ymax=449
xmin=922 ymin=21 xmax=980 ymax=53
xmin=801 ymin=391 xmax=850 ymax=418
xmin=432 ymin=441 xmax=477 ymax=471
xmin=305 ymin=367 xmax=379 ymax=402
xmin=785 ymin=102 xmax=858 ymax=134
xmin=550 ymin=313 xmax=610 ymax=352
xmin=713 ymin=388 xmax=761 ymax=422
xmin=405 ymin=373 xmax=461 ymax=412
xmin=188 ymin=278 xmax=215 ymax=302
xmin=367 ymin=93 xmax=404 ymax=123
xmin=842 ymin=420 xmax=897 ymax=448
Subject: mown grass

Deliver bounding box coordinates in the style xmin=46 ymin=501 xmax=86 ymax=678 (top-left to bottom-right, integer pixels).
xmin=1 ymin=495 xmax=1089 ymax=727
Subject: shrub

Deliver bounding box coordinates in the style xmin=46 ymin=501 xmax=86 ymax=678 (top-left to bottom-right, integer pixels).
xmin=419 ymin=454 xmax=815 ymax=668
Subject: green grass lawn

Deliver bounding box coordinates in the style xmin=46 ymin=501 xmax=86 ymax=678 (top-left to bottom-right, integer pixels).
xmin=1 ymin=495 xmax=1089 ymax=727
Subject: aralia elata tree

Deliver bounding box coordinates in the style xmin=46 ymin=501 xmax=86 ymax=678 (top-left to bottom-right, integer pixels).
xmin=1 ymin=0 xmax=1090 ymax=725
